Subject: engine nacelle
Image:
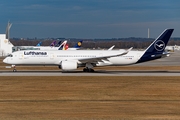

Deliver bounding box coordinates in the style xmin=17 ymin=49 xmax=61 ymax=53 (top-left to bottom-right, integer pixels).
xmin=60 ymin=61 xmax=77 ymax=71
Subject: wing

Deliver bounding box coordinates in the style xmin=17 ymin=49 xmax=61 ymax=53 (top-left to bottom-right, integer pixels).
xmin=77 ymin=47 xmax=133 ymax=63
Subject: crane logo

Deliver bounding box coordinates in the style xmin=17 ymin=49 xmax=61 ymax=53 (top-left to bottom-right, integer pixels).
xmin=78 ymin=42 xmax=82 ymax=46
xmin=154 ymin=40 xmax=165 ymax=51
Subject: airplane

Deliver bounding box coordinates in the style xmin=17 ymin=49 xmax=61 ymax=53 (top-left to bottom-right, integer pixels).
xmin=3 ymin=29 xmax=174 ymax=72
xmin=36 ymin=40 xmax=61 ymax=47
xmin=12 ymin=40 xmax=82 ymax=52
xmin=24 ymin=40 xmax=67 ymax=51
xmin=165 ymin=45 xmax=180 ymax=51
xmin=36 ymin=40 xmax=83 ymax=50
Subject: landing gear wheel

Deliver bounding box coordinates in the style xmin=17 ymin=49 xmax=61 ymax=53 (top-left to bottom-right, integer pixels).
xmin=83 ymin=68 xmax=88 ymax=72
xmin=89 ymin=68 xmax=94 ymax=72
xmin=83 ymin=68 xmax=94 ymax=72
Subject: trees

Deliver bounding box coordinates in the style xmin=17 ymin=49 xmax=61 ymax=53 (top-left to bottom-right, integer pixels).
xmin=9 ymin=38 xmax=180 ymax=49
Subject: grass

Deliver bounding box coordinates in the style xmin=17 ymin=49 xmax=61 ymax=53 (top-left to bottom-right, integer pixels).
xmin=1 ymin=58 xmax=180 ymax=119
xmin=0 ymin=76 xmax=180 ymax=119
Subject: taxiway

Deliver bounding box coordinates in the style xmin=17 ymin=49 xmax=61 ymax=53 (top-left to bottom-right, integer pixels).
xmin=0 ymin=70 xmax=180 ymax=76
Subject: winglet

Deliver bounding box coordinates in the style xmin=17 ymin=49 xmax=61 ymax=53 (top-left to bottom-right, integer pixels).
xmin=108 ymin=45 xmax=115 ymax=50
xmin=118 ymin=47 xmax=133 ymax=56
xmin=127 ymin=47 xmax=133 ymax=52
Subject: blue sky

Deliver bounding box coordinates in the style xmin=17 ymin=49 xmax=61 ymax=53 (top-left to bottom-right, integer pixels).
xmin=0 ymin=0 xmax=179 ymax=38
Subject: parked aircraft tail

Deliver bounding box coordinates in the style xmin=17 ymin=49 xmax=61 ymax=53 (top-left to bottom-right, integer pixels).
xmin=58 ymin=41 xmax=67 ymax=50
xmin=36 ymin=41 xmax=42 ymax=46
xmin=58 ymin=40 xmax=83 ymax=50
xmin=50 ymin=41 xmax=56 ymax=47
xmin=74 ymin=40 xmax=83 ymax=49
xmin=137 ymin=29 xmax=174 ymax=63
xmin=55 ymin=41 xmax=62 ymax=47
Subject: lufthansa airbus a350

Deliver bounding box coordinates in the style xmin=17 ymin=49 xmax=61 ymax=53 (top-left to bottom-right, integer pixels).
xmin=3 ymin=29 xmax=174 ymax=72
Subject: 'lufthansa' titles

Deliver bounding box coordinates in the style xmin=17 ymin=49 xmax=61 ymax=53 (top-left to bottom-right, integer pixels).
xmin=24 ymin=51 xmax=47 ymax=55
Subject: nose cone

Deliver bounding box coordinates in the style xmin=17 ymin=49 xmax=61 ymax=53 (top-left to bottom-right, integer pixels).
xmin=3 ymin=58 xmax=8 ymax=64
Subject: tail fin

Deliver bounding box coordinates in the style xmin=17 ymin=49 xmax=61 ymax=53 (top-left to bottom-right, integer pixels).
xmin=50 ymin=40 xmax=56 ymax=47
xmin=58 ymin=40 xmax=67 ymax=50
xmin=74 ymin=40 xmax=83 ymax=49
xmin=55 ymin=41 xmax=62 ymax=47
xmin=137 ymin=29 xmax=174 ymax=63
xmin=36 ymin=41 xmax=42 ymax=46
xmin=63 ymin=44 xmax=69 ymax=50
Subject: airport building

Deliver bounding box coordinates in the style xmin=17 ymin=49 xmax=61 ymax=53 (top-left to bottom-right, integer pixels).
xmin=0 ymin=22 xmax=14 ymax=56
xmin=0 ymin=34 xmax=14 ymax=56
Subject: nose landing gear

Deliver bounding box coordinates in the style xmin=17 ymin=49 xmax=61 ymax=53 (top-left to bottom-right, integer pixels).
xmin=12 ymin=65 xmax=17 ymax=72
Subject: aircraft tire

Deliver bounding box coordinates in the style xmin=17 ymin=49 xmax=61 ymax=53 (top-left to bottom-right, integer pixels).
xmin=89 ymin=68 xmax=94 ymax=72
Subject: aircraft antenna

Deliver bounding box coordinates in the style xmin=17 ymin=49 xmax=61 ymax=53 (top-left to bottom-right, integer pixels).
xmin=6 ymin=21 xmax=12 ymax=40
xmin=148 ymin=28 xmax=150 ymax=38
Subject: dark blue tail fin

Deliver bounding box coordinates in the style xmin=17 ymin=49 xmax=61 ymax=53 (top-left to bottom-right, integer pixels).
xmin=55 ymin=41 xmax=62 ymax=47
xmin=74 ymin=40 xmax=83 ymax=48
xmin=137 ymin=29 xmax=174 ymax=63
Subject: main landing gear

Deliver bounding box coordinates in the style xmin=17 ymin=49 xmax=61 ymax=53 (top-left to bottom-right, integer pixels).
xmin=83 ymin=67 xmax=94 ymax=72
xmin=83 ymin=63 xmax=95 ymax=72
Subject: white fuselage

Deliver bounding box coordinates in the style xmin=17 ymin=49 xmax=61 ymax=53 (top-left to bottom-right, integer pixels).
xmin=3 ymin=50 xmax=144 ymax=66
xmin=97 ymin=51 xmax=143 ymax=66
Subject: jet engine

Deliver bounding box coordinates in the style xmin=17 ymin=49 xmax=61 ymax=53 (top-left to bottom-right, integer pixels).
xmin=60 ymin=61 xmax=78 ymax=71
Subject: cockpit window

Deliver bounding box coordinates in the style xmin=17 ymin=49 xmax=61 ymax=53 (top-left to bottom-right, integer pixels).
xmin=7 ymin=54 xmax=13 ymax=57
